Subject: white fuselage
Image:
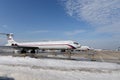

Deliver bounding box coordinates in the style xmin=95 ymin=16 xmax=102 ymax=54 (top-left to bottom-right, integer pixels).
xmin=16 ymin=41 xmax=80 ymax=49
xmin=0 ymin=33 xmax=81 ymax=50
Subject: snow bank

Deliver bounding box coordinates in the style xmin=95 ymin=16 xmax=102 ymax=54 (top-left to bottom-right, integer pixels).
xmin=0 ymin=56 xmax=120 ymax=80
xmin=0 ymin=56 xmax=119 ymax=70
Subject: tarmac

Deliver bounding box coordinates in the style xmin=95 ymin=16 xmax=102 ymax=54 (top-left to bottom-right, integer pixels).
xmin=0 ymin=50 xmax=120 ymax=64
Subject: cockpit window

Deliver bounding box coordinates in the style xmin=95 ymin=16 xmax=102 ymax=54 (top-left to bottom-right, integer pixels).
xmin=74 ymin=42 xmax=79 ymax=45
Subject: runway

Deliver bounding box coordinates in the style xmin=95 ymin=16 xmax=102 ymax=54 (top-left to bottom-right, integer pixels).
xmin=0 ymin=50 xmax=120 ymax=64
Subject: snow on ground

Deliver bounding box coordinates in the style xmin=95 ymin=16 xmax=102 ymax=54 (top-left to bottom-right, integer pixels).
xmin=0 ymin=56 xmax=120 ymax=80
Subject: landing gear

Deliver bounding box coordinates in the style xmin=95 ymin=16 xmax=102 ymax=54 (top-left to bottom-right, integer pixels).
xmin=61 ymin=49 xmax=66 ymax=52
xmin=29 ymin=49 xmax=37 ymax=58
xmin=13 ymin=49 xmax=27 ymax=57
xmin=20 ymin=49 xmax=36 ymax=57
xmin=64 ymin=49 xmax=72 ymax=59
xmin=21 ymin=49 xmax=27 ymax=54
xmin=20 ymin=49 xmax=36 ymax=54
xmin=31 ymin=49 xmax=35 ymax=53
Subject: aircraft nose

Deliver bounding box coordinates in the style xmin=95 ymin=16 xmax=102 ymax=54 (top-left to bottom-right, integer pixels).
xmin=77 ymin=44 xmax=81 ymax=48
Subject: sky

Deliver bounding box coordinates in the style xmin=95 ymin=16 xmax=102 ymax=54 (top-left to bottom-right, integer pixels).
xmin=0 ymin=0 xmax=120 ymax=50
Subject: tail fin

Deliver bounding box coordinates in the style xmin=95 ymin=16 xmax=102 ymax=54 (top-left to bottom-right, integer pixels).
xmin=6 ymin=33 xmax=17 ymax=46
xmin=0 ymin=33 xmax=17 ymax=46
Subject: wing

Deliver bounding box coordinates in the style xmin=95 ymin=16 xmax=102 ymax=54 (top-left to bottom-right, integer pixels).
xmin=16 ymin=46 xmax=39 ymax=49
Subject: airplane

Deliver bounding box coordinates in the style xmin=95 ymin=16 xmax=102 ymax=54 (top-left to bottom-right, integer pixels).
xmin=0 ymin=33 xmax=81 ymax=53
xmin=75 ymin=46 xmax=93 ymax=51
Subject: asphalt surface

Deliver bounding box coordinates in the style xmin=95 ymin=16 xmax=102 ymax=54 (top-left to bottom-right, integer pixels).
xmin=0 ymin=50 xmax=120 ymax=64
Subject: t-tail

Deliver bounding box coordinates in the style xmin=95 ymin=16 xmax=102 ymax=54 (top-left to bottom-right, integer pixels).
xmin=0 ymin=33 xmax=17 ymax=46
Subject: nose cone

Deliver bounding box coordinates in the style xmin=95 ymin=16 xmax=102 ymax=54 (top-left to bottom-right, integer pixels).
xmin=77 ymin=44 xmax=81 ymax=48
xmin=74 ymin=43 xmax=81 ymax=49
xmin=72 ymin=41 xmax=81 ymax=49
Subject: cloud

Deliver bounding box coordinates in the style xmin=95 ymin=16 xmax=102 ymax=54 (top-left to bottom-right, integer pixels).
xmin=60 ymin=0 xmax=120 ymax=49
xmin=65 ymin=30 xmax=86 ymax=36
xmin=61 ymin=0 xmax=120 ymax=33
xmin=96 ymin=22 xmax=120 ymax=34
